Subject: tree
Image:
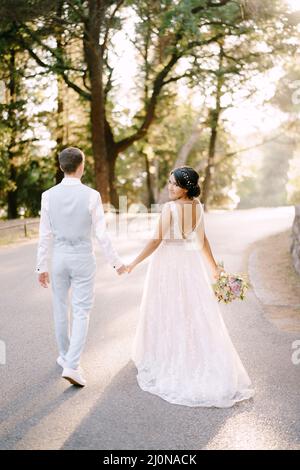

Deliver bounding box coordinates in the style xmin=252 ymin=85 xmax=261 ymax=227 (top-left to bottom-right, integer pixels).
xmin=10 ymin=0 xmax=244 ymax=207
xmin=1 ymin=0 xmax=298 ymax=212
xmin=0 ymin=22 xmax=35 ymax=218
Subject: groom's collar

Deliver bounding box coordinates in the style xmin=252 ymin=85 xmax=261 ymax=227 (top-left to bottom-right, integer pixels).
xmin=61 ymin=177 xmax=82 ymax=185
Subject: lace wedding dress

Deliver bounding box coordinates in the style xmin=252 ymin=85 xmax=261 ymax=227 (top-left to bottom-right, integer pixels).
xmin=131 ymin=199 xmax=255 ymax=408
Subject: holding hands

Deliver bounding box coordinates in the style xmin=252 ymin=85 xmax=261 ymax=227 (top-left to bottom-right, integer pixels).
xmin=116 ymin=261 xmax=137 ymax=275
xmin=38 ymin=265 xmax=135 ymax=286
xmin=38 ymin=272 xmax=50 ymax=288
xmin=126 ymin=261 xmax=137 ymax=274
xmin=116 ymin=265 xmax=128 ymax=275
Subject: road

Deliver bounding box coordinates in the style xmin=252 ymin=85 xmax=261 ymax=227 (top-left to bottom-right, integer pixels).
xmin=0 ymin=206 xmax=299 ymax=450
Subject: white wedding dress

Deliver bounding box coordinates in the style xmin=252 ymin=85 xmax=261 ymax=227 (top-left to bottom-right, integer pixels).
xmin=131 ymin=199 xmax=255 ymax=408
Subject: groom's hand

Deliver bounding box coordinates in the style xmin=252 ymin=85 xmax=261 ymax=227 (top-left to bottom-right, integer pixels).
xmin=38 ymin=272 xmax=50 ymax=288
xmin=116 ymin=264 xmax=127 ymax=275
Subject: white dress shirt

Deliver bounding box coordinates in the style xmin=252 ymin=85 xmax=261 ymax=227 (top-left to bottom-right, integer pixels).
xmin=35 ymin=177 xmax=124 ymax=273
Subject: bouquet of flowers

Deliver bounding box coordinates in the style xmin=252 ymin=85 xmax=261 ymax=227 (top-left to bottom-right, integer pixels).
xmin=212 ymin=261 xmax=251 ymax=304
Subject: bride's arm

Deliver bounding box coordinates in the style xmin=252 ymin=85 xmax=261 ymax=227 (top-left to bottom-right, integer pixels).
xmin=202 ymin=234 xmax=222 ymax=279
xmin=195 ymin=205 xmax=223 ymax=280
xmin=202 ymin=233 xmax=225 ymax=280
xmin=127 ymin=239 xmax=161 ymax=272
xmin=127 ymin=203 xmax=171 ymax=272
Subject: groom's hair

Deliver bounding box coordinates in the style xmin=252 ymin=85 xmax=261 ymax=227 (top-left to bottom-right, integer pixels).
xmin=59 ymin=147 xmax=84 ymax=174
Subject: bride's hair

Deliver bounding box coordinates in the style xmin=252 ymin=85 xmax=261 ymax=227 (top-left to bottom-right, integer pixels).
xmin=170 ymin=166 xmax=201 ymax=199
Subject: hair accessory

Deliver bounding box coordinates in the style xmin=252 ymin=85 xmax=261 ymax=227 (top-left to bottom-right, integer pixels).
xmin=180 ymin=169 xmax=196 ymax=188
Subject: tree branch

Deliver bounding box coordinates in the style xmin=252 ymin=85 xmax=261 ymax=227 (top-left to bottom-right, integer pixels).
xmin=162 ymin=72 xmax=192 ymax=86
xmin=191 ymin=0 xmax=232 ymax=14
xmin=115 ymin=32 xmax=227 ymax=153
xmin=65 ymin=0 xmax=88 ymax=22
xmin=21 ymin=23 xmax=84 ymax=73
xmin=61 ymin=71 xmax=91 ymax=100
xmin=185 ymin=32 xmax=226 ymax=51
xmin=21 ymin=38 xmax=91 ymax=100
xmin=115 ymin=50 xmax=181 ymax=152
xmin=102 ymin=0 xmax=126 ymax=52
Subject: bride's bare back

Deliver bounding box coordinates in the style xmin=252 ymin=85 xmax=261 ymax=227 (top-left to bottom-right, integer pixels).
xmin=172 ymin=199 xmax=202 ymax=239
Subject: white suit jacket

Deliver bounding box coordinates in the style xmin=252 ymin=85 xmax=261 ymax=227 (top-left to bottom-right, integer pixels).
xmin=35 ymin=177 xmax=123 ymax=273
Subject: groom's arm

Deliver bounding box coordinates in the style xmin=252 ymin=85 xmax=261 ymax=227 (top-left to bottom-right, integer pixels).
xmin=91 ymin=191 xmax=125 ymax=272
xmin=36 ymin=191 xmax=53 ymax=286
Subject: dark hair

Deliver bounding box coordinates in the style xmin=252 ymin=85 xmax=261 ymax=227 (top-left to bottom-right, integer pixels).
xmin=171 ymin=166 xmax=201 ymax=199
xmin=58 ymin=147 xmax=84 ymax=174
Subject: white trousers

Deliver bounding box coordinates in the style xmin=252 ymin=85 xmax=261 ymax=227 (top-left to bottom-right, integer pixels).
xmin=51 ymin=251 xmax=96 ymax=369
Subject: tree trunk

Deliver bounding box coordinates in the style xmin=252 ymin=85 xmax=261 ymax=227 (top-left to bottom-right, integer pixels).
xmin=7 ymin=49 xmax=18 ymax=219
xmin=201 ymin=44 xmax=224 ymax=211
xmin=107 ymin=147 xmax=119 ymax=209
xmin=7 ymin=165 xmax=18 ymax=219
xmin=201 ymin=114 xmax=218 ymax=210
xmin=144 ymin=152 xmax=155 ymax=207
xmin=55 ymin=0 xmax=65 ymax=185
xmin=55 ymin=76 xmax=65 ymax=184
xmin=84 ymin=0 xmax=109 ymax=203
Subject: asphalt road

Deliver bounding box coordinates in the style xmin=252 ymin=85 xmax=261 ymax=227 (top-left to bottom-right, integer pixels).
xmin=0 ymin=206 xmax=299 ymax=450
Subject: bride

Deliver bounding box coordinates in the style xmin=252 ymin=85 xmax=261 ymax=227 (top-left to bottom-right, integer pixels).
xmin=126 ymin=166 xmax=255 ymax=408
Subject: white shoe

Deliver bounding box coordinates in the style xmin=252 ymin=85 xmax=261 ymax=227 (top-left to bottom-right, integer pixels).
xmin=62 ymin=367 xmax=86 ymax=387
xmin=56 ymin=356 xmax=67 ymax=368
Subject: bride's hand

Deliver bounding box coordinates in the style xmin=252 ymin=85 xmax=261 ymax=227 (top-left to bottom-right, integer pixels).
xmin=212 ymin=264 xmax=225 ymax=280
xmin=126 ymin=262 xmax=137 ymax=274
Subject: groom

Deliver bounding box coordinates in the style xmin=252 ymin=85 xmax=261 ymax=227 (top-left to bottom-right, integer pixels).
xmin=36 ymin=147 xmax=127 ymax=387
